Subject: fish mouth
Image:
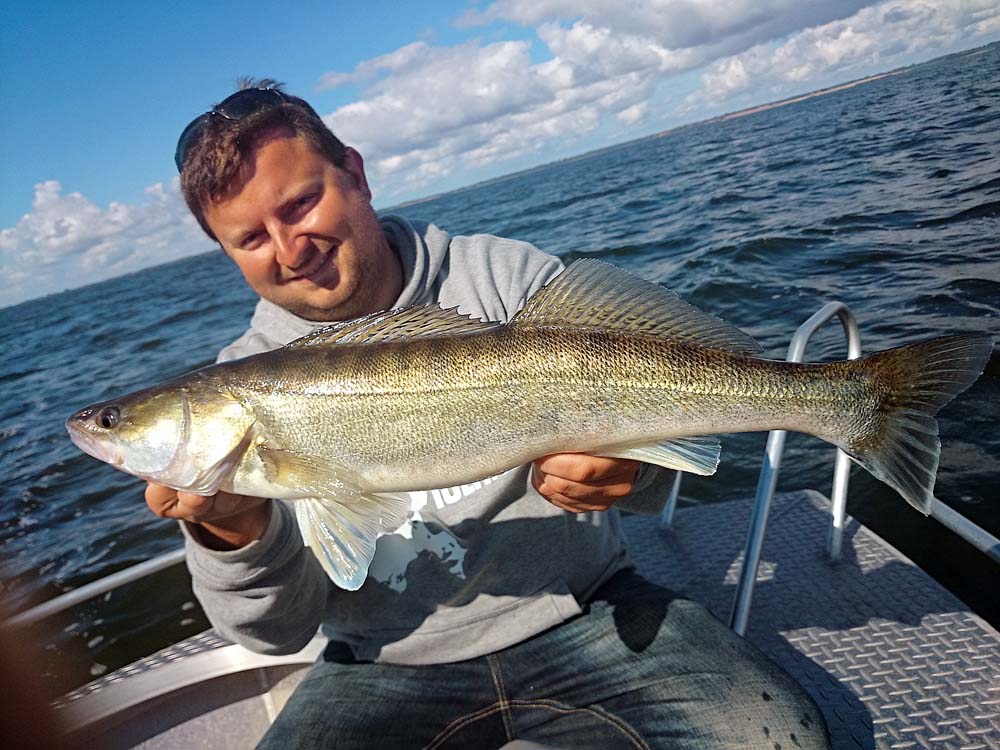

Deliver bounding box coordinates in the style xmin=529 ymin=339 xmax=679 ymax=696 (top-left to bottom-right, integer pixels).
xmin=65 ymin=414 xmax=122 ymax=467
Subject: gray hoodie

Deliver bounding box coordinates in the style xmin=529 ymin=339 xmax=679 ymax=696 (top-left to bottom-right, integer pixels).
xmin=185 ymin=215 xmax=663 ymax=665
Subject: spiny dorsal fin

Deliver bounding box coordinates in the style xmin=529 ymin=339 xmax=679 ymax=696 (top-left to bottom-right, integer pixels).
xmin=284 ymin=305 xmax=500 ymax=349
xmin=512 ymin=259 xmax=761 ymax=354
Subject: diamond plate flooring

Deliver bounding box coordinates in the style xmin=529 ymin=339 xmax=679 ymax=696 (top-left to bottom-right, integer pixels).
xmin=622 ymin=490 xmax=1000 ymax=750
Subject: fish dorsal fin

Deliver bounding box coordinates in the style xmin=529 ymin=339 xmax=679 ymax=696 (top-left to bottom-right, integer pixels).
xmin=284 ymin=305 xmax=500 ymax=349
xmin=512 ymin=259 xmax=761 ymax=354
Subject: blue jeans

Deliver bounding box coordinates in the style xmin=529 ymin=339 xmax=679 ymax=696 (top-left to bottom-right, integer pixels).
xmin=259 ymin=570 xmax=830 ymax=749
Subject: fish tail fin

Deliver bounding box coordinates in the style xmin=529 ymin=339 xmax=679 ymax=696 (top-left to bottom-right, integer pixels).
xmin=844 ymin=333 xmax=993 ymax=514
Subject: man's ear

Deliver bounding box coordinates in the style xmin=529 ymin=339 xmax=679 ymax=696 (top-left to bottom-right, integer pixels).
xmin=342 ymin=147 xmax=372 ymax=201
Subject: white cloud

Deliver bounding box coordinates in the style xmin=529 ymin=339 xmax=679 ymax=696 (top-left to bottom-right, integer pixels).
xmin=462 ymin=0 xmax=879 ymax=61
xmin=0 ymin=180 xmax=213 ymax=307
xmin=692 ymin=0 xmax=1000 ymax=104
xmin=316 ymin=0 xmax=998 ymax=203
xmin=321 ymin=38 xmax=658 ymax=196
xmin=318 ymin=42 xmax=432 ymax=90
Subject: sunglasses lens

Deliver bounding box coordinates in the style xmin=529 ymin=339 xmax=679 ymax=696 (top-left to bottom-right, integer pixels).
xmin=174 ymin=88 xmax=289 ymax=171
xmin=174 ymin=115 xmax=208 ymax=171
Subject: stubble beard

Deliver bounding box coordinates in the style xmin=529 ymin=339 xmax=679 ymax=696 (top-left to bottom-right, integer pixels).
xmin=285 ymin=209 xmax=399 ymax=323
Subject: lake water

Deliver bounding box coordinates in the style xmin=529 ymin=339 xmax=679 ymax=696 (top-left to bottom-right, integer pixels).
xmin=2 ymin=43 xmax=998 ymax=692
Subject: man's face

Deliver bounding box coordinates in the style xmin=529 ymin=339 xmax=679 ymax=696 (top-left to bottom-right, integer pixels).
xmin=203 ymin=134 xmax=401 ymax=321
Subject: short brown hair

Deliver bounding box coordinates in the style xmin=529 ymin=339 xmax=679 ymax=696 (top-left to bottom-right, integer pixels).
xmin=178 ymin=78 xmax=348 ymax=240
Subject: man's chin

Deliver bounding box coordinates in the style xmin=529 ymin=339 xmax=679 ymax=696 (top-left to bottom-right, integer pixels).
xmin=279 ymin=290 xmax=355 ymax=323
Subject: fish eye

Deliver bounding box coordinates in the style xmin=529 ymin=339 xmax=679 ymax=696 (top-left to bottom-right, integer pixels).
xmin=96 ymin=406 xmax=121 ymax=430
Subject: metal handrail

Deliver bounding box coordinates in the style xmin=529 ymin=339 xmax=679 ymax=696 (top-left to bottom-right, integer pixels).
xmin=6 ymin=547 xmax=187 ymax=628
xmin=729 ymin=301 xmax=860 ymax=635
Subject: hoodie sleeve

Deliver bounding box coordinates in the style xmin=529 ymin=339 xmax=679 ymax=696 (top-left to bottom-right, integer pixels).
xmin=182 ymin=501 xmax=328 ymax=654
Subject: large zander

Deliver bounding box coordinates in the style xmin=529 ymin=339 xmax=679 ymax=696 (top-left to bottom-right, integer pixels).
xmin=67 ymin=260 xmax=994 ymax=589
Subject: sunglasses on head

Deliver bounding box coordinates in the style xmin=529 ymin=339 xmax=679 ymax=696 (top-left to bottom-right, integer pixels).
xmin=174 ymin=87 xmax=292 ymax=171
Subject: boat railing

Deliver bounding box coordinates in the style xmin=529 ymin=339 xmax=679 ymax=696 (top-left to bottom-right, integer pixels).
xmin=659 ymin=300 xmax=1000 ymax=637
xmin=7 ymin=547 xmax=187 ymax=629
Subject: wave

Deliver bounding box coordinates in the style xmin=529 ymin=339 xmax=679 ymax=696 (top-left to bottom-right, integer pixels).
xmin=922 ymin=200 xmax=1000 ymax=227
xmin=823 ymin=209 xmax=919 ymax=230
xmin=523 ymin=185 xmax=624 ymax=216
xmin=953 ymin=176 xmax=1000 ymax=197
xmin=0 ymin=365 xmax=45 ymax=385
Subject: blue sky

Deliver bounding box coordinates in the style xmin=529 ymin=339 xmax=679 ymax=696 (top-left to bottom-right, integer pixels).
xmin=2 ymin=0 xmax=999 ymax=306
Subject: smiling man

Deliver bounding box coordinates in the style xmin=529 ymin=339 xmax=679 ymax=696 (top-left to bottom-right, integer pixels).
xmin=146 ymin=80 xmax=830 ymax=749
xmin=203 ymin=135 xmax=400 ymax=322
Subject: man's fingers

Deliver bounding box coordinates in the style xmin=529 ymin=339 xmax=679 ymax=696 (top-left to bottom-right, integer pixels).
xmin=145 ymin=482 xmax=180 ymax=517
xmin=533 ymin=453 xmax=640 ymax=483
xmin=534 ymin=470 xmax=633 ymax=501
xmin=531 ymin=464 xmax=630 ymax=513
xmin=543 ymin=492 xmax=618 ymax=513
xmin=145 ymin=482 xmax=218 ymax=523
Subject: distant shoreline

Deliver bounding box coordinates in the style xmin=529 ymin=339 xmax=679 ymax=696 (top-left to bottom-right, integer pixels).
xmin=711 ymin=71 xmax=898 ymax=122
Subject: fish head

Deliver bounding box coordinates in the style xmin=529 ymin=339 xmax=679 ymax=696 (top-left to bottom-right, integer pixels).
xmin=66 ymin=378 xmax=256 ymax=494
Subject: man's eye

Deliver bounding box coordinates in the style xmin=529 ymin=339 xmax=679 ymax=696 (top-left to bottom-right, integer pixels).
xmin=240 ymin=232 xmax=263 ymax=249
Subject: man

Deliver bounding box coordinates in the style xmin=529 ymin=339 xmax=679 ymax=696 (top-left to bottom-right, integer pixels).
xmin=148 ymin=81 xmax=830 ymax=749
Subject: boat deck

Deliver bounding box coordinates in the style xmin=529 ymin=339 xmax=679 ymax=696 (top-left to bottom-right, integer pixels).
xmin=53 ymin=491 xmax=1000 ymax=749
xmin=623 ymin=490 xmax=1000 ymax=749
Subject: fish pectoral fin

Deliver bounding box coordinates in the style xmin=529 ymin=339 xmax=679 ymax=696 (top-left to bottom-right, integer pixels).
xmin=182 ymin=424 xmax=258 ymax=495
xmin=295 ymin=491 xmax=411 ymax=591
xmin=256 ymin=444 xmax=352 ymax=495
xmin=596 ymin=436 xmax=721 ymax=476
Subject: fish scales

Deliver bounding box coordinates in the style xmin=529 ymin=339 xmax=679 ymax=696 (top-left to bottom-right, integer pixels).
xmin=208 ymin=327 xmax=880 ymax=493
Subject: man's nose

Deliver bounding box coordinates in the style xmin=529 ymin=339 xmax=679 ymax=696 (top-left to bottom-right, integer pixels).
xmin=273 ymin=229 xmax=310 ymax=269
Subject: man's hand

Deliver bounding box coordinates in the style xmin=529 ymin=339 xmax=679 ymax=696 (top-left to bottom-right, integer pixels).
xmin=531 ymin=453 xmax=641 ymax=513
xmin=145 ymin=483 xmax=271 ymax=551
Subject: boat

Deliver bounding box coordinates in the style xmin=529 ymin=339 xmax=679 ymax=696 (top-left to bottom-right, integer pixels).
xmin=6 ymin=301 xmax=1000 ymax=749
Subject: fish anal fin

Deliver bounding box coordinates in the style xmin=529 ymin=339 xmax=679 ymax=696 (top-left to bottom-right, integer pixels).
xmin=596 ymin=436 xmax=721 ymax=476
xmin=512 ymin=259 xmax=761 ymax=354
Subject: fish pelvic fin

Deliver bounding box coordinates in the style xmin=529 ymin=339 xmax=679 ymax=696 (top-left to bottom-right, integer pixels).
xmin=295 ymin=492 xmax=411 ymax=591
xmin=255 ymin=445 xmax=411 ymax=589
xmin=511 ymin=259 xmax=762 ymax=354
xmin=845 ymin=333 xmax=993 ymax=514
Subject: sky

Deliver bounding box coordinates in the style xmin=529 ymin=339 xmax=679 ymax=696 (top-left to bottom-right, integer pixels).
xmin=2 ymin=1 xmax=999 ymax=307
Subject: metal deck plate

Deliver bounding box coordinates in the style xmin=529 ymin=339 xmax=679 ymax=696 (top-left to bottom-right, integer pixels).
xmin=622 ymin=490 xmax=1000 ymax=750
